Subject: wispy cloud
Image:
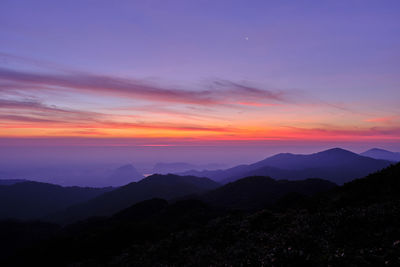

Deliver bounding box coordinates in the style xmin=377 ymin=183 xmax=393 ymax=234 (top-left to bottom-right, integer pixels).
xmin=2 ymin=53 xmax=396 ymax=142
xmin=364 ymin=116 xmax=399 ymax=124
xmin=211 ymin=80 xmax=287 ymax=102
xmin=0 ymin=99 xmax=233 ymax=134
xmin=0 ymin=99 xmax=75 ymax=113
xmin=0 ymin=67 xmax=291 ymax=106
xmin=281 ymin=126 xmax=400 ymax=140
xmin=97 ymin=121 xmax=234 ymax=132
xmin=0 ymin=99 xmax=105 ymax=122
xmin=0 ymin=114 xmax=61 ymax=124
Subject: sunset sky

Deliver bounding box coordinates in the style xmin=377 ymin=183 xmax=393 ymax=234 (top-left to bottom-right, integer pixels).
xmin=1 ymin=0 xmax=400 ymax=154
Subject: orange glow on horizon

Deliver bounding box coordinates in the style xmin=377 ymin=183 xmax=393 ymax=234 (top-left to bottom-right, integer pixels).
xmin=1 ymin=121 xmax=399 ymax=143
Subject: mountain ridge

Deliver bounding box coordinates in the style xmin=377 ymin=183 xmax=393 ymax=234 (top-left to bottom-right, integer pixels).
xmin=361 ymin=148 xmax=400 ymax=162
xmin=180 ymin=148 xmax=392 ymax=184
xmin=5 ymin=163 xmax=400 ymax=266
xmin=0 ymin=181 xmax=113 ymax=220
xmin=202 ymin=176 xmax=336 ymax=210
xmin=48 ymin=174 xmax=220 ymax=224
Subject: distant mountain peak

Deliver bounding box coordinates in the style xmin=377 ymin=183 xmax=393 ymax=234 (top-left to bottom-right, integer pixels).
xmin=142 ymin=174 xmax=219 ymax=189
xmin=182 ymin=147 xmax=392 ymax=185
xmin=269 ymin=148 xmax=356 ymax=159
xmin=145 ymin=173 xmax=181 ymax=180
xmin=364 ymin=148 xmax=391 ymax=153
xmin=107 ymin=164 xmax=144 ymax=186
xmin=317 ymin=147 xmax=355 ymax=155
xmin=361 ymin=148 xmax=400 ymax=162
xmin=267 ymin=152 xmax=294 ymax=158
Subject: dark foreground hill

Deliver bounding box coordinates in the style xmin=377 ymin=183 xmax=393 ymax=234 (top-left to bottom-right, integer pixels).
xmin=181 ymin=148 xmax=392 ymax=184
xmin=1 ymin=163 xmax=400 ymax=266
xmin=49 ymin=174 xmax=220 ymax=224
xmin=0 ymin=182 xmax=112 ymax=220
xmin=0 ymin=179 xmax=27 ymax=186
xmin=202 ymin=176 xmax=336 ymax=209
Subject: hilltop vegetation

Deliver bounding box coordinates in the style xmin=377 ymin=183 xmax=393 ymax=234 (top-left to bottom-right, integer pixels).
xmin=1 ymin=163 xmax=399 ymax=266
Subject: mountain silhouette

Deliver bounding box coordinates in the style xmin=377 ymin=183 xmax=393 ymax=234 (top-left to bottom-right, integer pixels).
xmin=5 ymin=163 xmax=400 ymax=266
xmin=105 ymin=164 xmax=144 ymax=186
xmin=360 ymin=148 xmax=400 ymax=162
xmin=202 ymin=176 xmax=336 ymax=210
xmin=323 ymin=162 xmax=400 ymax=206
xmin=181 ymin=148 xmax=392 ymax=184
xmin=113 ymin=198 xmax=169 ymax=220
xmin=0 ymin=181 xmax=112 ymax=220
xmin=152 ymin=162 xmax=198 ymax=174
xmin=152 ymin=162 xmax=224 ymax=174
xmin=50 ymin=174 xmax=219 ymax=223
xmin=0 ymin=179 xmax=27 ymax=186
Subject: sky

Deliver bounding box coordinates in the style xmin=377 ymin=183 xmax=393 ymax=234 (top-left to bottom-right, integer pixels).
xmin=0 ymin=0 xmax=400 ymax=165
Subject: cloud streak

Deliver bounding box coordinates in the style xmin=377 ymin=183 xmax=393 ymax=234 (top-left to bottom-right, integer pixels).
xmin=0 ymin=99 xmax=233 ymax=134
xmin=0 ymin=67 xmax=290 ymax=106
xmin=0 ymin=114 xmax=61 ymax=124
xmin=1 ymin=55 xmax=396 ymax=142
xmin=279 ymin=126 xmax=400 ymax=140
xmin=0 ymin=99 xmax=105 ymax=122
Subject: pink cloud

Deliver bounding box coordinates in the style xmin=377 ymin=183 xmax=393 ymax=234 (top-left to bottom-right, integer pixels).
xmin=364 ymin=116 xmax=398 ymax=123
xmin=0 ymin=67 xmax=291 ymax=106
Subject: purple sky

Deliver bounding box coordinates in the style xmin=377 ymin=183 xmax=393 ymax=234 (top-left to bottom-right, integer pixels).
xmin=0 ymin=0 xmax=399 ymax=167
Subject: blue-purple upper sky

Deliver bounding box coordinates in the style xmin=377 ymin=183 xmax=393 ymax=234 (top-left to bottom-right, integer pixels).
xmin=0 ymin=0 xmax=400 ymax=155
